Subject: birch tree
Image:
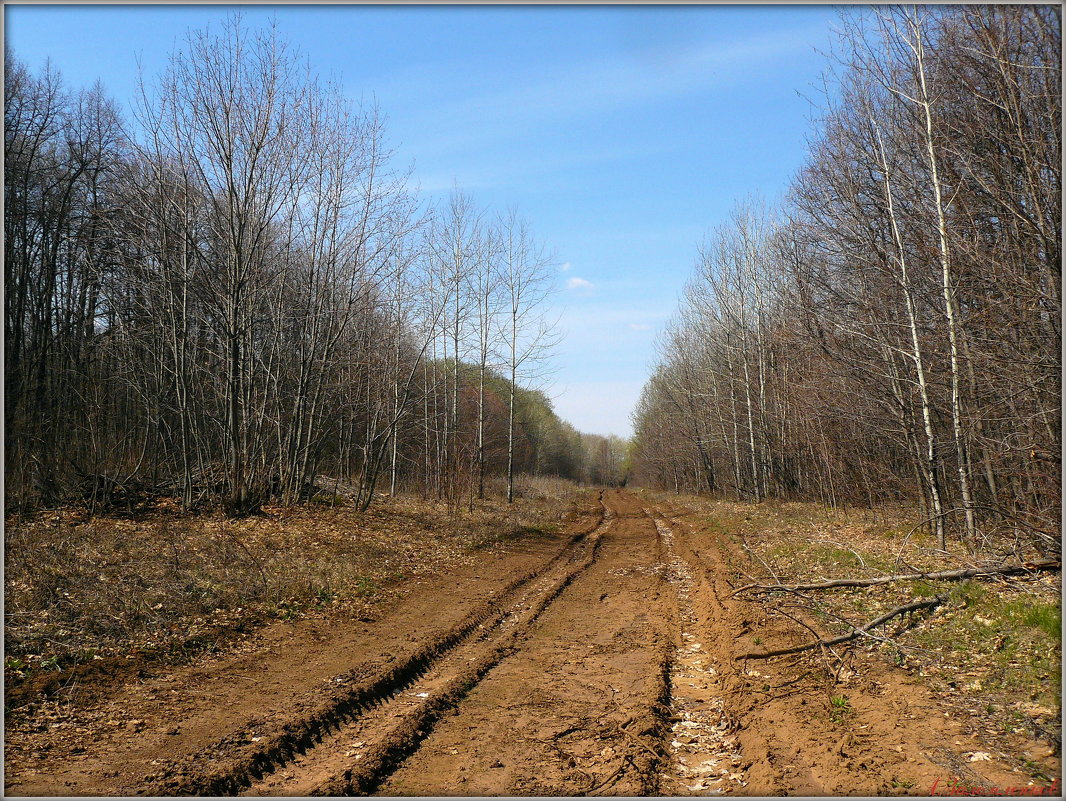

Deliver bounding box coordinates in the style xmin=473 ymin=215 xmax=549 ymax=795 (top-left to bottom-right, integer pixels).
xmin=497 ymin=210 xmax=558 ymax=502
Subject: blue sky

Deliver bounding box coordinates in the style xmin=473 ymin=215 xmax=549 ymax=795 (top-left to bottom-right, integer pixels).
xmin=5 ymin=3 xmax=842 ymax=438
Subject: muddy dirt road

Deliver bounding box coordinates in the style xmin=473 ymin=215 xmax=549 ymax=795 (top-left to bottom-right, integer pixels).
xmin=5 ymin=490 xmax=1053 ymax=796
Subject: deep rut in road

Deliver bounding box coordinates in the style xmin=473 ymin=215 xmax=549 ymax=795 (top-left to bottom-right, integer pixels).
xmin=145 ymin=493 xmax=611 ymax=796
xmin=245 ymin=500 xmax=613 ymax=795
xmin=161 ymin=494 xmax=732 ymax=798
xmin=372 ymin=490 xmax=673 ymax=797
xmin=649 ymin=510 xmax=746 ymax=795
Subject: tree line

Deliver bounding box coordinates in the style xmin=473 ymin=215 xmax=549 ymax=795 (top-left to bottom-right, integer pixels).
xmin=5 ymin=18 xmax=623 ymax=515
xmin=630 ymin=5 xmax=1060 ymax=553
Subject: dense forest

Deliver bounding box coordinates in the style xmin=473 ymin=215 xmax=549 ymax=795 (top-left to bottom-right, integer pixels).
xmin=4 ymin=19 xmax=628 ymax=515
xmin=630 ymin=5 xmax=1060 ymax=553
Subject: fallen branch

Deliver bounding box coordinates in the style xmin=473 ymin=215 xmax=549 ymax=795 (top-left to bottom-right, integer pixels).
xmin=587 ymin=754 xmax=636 ymax=795
xmin=738 ymin=595 xmax=947 ymax=660
xmin=730 ymin=559 xmax=1060 ymax=596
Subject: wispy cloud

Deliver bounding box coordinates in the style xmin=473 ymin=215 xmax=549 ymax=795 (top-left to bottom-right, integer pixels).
xmin=497 ymin=26 xmax=816 ymax=120
xmin=412 ymin=171 xmax=493 ymax=195
xmin=558 ymin=304 xmax=668 ymax=334
xmin=410 ymin=141 xmax=673 ymax=193
xmin=384 ymin=23 xmax=823 ymax=161
xmin=566 ymin=276 xmax=595 ymax=292
xmin=560 ymin=261 xmax=572 ymax=272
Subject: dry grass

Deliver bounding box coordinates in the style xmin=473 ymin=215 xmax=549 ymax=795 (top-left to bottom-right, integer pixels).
xmin=4 ymin=487 xmax=581 ymax=684
xmin=647 ymin=491 xmax=1061 ymax=762
xmin=508 ymin=474 xmax=584 ymax=503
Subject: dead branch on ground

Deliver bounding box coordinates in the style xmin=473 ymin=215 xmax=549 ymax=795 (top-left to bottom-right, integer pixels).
xmin=731 ymin=559 xmax=1059 ymax=596
xmin=738 ymin=595 xmax=947 ymax=660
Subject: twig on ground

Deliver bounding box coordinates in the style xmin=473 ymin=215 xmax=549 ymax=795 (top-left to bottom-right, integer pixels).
xmin=730 ymin=559 xmax=1060 ymax=596
xmin=738 ymin=595 xmax=947 ymax=660
xmin=750 ymin=669 xmax=817 ymax=694
xmin=739 ymin=532 xmax=782 ymax=587
xmin=587 ymin=754 xmax=636 ymax=795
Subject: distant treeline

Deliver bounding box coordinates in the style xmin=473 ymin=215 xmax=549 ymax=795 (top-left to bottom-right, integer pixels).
xmin=4 ymin=19 xmax=626 ymax=514
xmin=630 ymin=6 xmax=1060 ymax=552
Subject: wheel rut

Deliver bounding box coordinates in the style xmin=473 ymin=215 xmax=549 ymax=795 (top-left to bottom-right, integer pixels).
xmin=163 ymin=495 xmax=614 ymax=796
xmin=371 ymin=491 xmax=673 ymax=797
xmin=648 ymin=507 xmax=747 ymax=796
xmin=143 ymin=494 xmax=607 ymax=796
xmin=18 ymin=491 xmax=753 ymax=798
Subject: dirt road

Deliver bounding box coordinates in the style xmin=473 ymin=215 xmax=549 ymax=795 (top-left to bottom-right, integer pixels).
xmin=5 ymin=490 xmax=1052 ymax=796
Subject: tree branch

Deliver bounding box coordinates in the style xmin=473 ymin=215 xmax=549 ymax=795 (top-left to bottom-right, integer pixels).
xmin=731 ymin=559 xmax=1060 ymax=596
xmin=738 ymin=595 xmax=947 ymax=660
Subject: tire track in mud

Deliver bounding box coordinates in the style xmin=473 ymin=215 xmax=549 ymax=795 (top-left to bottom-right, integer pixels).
xmin=647 ymin=508 xmax=748 ymax=796
xmin=267 ymin=510 xmax=613 ymax=797
xmin=372 ymin=491 xmax=672 ymax=797
xmin=144 ymin=494 xmax=607 ymax=796
xmin=147 ymin=494 xmax=614 ymax=797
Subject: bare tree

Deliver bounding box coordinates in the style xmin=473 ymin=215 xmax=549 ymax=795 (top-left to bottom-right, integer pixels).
xmin=497 ymin=210 xmax=559 ymax=502
xmin=630 ymin=4 xmax=1060 ymax=556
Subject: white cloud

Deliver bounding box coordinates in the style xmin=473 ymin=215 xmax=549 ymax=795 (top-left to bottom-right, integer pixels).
xmin=628 ymin=322 xmax=651 ymax=332
xmin=560 ymin=261 xmax=572 ymax=272
xmin=566 ymin=276 xmax=595 ymax=292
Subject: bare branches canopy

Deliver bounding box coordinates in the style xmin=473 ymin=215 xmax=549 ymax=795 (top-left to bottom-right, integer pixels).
xmin=4 ymin=18 xmax=616 ymax=513
xmin=630 ymin=5 xmax=1061 ymax=555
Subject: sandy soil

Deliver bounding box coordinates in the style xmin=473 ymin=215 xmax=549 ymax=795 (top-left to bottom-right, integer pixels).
xmin=4 ymin=490 xmax=1058 ymax=796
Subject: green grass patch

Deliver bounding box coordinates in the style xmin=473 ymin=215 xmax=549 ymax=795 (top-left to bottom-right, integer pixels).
xmin=353 ymin=577 xmax=380 ymax=598
xmin=763 ymin=541 xmax=896 ymax=577
xmin=829 ymin=693 xmax=852 ymax=723
xmin=912 ymin=580 xmax=1061 ymax=715
xmin=1003 ymin=599 xmax=1060 ymax=641
xmin=911 ymin=579 xmax=940 ymax=598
